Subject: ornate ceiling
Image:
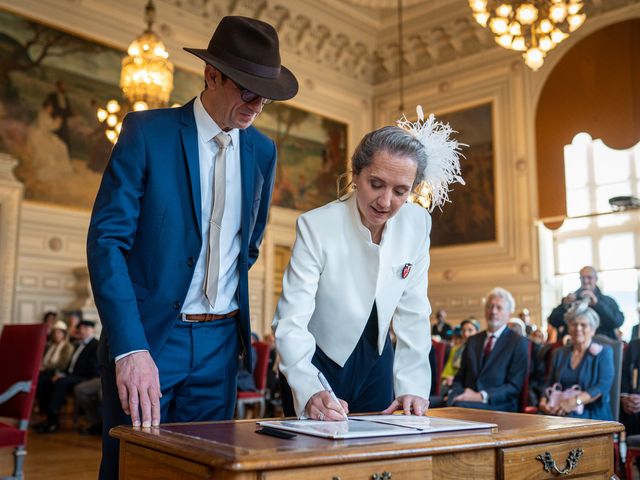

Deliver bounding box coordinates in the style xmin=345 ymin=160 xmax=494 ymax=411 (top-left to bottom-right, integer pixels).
xmin=160 ymin=0 xmax=638 ymax=85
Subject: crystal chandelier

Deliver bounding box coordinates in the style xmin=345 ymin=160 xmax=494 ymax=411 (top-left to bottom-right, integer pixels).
xmin=97 ymin=0 xmax=174 ymax=143
xmin=468 ymin=0 xmax=586 ymax=71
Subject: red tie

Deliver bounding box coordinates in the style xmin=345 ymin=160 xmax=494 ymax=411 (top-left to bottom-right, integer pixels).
xmin=483 ymin=335 xmax=495 ymax=359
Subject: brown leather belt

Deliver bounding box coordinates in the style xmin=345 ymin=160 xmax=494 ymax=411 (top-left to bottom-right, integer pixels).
xmin=180 ymin=310 xmax=239 ymax=322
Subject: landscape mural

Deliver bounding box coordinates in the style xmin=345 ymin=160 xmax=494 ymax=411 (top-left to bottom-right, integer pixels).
xmin=0 ymin=9 xmax=346 ymax=211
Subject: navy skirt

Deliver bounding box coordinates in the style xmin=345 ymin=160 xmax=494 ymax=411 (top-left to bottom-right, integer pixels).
xmin=281 ymin=302 xmax=394 ymax=416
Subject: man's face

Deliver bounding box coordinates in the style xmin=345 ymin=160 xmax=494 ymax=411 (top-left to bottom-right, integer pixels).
xmin=437 ymin=310 xmax=446 ymax=323
xmin=579 ymin=267 xmax=597 ymax=291
xmin=202 ymin=66 xmax=266 ymax=131
xmin=77 ymin=325 xmax=94 ymax=341
xmin=485 ymin=295 xmax=510 ymax=332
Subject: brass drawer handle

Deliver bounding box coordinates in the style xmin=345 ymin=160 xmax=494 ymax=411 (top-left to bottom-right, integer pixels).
xmin=372 ymin=472 xmax=392 ymax=480
xmin=536 ymin=448 xmax=584 ymax=475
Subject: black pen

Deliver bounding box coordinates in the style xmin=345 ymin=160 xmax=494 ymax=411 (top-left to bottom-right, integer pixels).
xmin=256 ymin=426 xmax=296 ymax=440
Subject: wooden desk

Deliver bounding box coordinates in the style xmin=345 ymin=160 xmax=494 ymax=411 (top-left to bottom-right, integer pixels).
xmin=112 ymin=407 xmax=623 ymax=479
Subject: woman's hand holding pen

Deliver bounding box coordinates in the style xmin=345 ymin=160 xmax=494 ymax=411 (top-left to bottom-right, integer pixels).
xmin=305 ymin=391 xmax=349 ymax=421
xmin=382 ymin=394 xmax=429 ymax=416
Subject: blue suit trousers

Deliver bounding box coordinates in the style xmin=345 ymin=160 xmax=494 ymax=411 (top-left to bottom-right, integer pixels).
xmin=99 ymin=317 xmax=239 ymax=480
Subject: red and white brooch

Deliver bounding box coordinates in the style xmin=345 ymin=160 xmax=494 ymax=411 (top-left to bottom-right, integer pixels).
xmin=401 ymin=263 xmax=412 ymax=279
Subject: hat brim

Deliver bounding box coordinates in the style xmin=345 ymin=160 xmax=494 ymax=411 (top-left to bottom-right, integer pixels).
xmin=184 ymin=48 xmax=299 ymax=101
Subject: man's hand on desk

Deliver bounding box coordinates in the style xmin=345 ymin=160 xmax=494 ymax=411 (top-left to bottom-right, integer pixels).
xmin=115 ymin=351 xmax=162 ymax=428
xmin=382 ymin=394 xmax=429 ymax=416
xmin=305 ymin=391 xmax=349 ymax=421
xmin=453 ymin=388 xmax=484 ymax=403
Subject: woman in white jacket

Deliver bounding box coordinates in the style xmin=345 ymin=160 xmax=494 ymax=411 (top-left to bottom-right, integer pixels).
xmin=273 ymin=111 xmax=463 ymax=421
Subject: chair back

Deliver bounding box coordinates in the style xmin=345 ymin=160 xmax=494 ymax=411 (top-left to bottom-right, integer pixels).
xmin=594 ymin=334 xmax=623 ymax=421
xmin=431 ymin=340 xmax=447 ymax=395
xmin=0 ymin=324 xmax=48 ymax=422
xmin=252 ymin=341 xmax=271 ymax=392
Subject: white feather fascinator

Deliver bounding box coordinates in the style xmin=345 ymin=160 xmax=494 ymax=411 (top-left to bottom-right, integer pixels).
xmin=397 ymin=105 xmax=466 ymax=212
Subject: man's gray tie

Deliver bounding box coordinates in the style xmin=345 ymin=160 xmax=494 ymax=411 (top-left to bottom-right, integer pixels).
xmin=204 ymin=131 xmax=231 ymax=307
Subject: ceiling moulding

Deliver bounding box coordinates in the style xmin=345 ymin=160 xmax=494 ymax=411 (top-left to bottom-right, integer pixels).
xmin=370 ymin=0 xmax=640 ymax=85
xmin=159 ymin=0 xmax=380 ymax=84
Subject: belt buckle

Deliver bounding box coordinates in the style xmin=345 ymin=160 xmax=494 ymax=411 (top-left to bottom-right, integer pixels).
xmin=180 ymin=313 xmax=199 ymax=323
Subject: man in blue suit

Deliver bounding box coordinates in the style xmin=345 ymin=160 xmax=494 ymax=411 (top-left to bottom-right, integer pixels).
xmin=87 ymin=16 xmax=298 ymax=479
xmin=447 ymin=288 xmax=529 ymax=412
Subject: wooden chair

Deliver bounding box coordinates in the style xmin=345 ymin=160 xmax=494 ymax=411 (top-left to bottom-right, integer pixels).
xmin=0 ymin=324 xmax=48 ymax=480
xmin=236 ymin=341 xmax=271 ymax=419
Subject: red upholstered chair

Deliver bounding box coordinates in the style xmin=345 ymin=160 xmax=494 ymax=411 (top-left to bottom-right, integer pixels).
xmin=431 ymin=340 xmax=447 ymax=396
xmin=236 ymin=341 xmax=271 ymax=419
xmin=0 ymin=323 xmax=48 ymax=480
xmin=519 ymin=340 xmax=537 ymax=413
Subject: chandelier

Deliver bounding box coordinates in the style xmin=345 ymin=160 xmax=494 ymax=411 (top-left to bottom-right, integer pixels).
xmin=97 ymin=0 xmax=174 ymax=143
xmin=468 ymin=0 xmax=586 ymax=71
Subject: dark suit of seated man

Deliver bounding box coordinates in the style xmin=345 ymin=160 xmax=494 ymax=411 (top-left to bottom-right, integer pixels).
xmin=35 ymin=320 xmax=99 ymax=433
xmin=447 ymin=287 xmax=529 ymax=412
xmin=621 ymin=338 xmax=640 ymax=435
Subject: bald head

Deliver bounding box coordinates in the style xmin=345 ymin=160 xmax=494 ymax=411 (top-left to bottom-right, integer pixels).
xmin=579 ymin=266 xmax=598 ymax=291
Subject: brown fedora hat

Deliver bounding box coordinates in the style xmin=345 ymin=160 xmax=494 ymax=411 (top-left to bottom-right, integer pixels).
xmin=184 ymin=16 xmax=298 ymax=101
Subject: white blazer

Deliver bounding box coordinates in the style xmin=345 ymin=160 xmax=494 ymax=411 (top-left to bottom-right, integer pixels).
xmin=272 ymin=193 xmax=432 ymax=416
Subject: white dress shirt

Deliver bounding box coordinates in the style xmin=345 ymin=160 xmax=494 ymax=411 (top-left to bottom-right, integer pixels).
xmin=115 ymin=96 xmax=243 ymax=362
xmin=182 ymin=94 xmax=242 ymax=314
xmin=484 ymin=324 xmax=508 ymax=352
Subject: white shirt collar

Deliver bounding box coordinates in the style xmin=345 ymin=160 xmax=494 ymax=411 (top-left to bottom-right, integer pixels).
xmin=193 ymin=94 xmax=239 ymax=147
xmin=487 ymin=323 xmax=508 ymax=339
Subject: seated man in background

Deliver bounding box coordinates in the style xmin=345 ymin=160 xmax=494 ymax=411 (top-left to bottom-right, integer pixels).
xmin=35 ymin=319 xmax=99 ymax=433
xmin=431 ymin=309 xmax=452 ymax=341
xmin=447 ymin=288 xmax=529 ymax=412
xmin=621 ymin=338 xmax=640 ymax=435
xmin=74 ymin=377 xmax=103 ymax=435
xmin=547 ymin=266 xmax=623 ymax=340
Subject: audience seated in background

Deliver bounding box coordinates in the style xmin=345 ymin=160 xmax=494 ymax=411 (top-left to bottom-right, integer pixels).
xmin=530 ymin=329 xmax=546 ymax=345
xmin=518 ymin=308 xmax=536 ymax=336
xmin=547 ymin=266 xmax=624 ymax=340
xmin=447 ymin=288 xmax=528 ymax=412
xmin=65 ymin=310 xmax=83 ymax=344
xmin=74 ymin=377 xmax=102 ymax=435
xmin=431 ymin=309 xmax=452 ymax=341
xmin=620 ymin=338 xmax=640 ymax=435
xmin=41 ymin=320 xmax=74 ymax=373
xmin=41 ymin=311 xmax=58 ymax=339
xmin=538 ymin=300 xmax=614 ymax=421
xmin=508 ymin=318 xmax=526 ymax=337
xmin=440 ymin=319 xmax=479 ymax=396
xmin=34 ymin=319 xmax=99 ymax=433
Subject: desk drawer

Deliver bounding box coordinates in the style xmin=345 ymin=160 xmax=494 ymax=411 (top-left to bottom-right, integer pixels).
xmin=500 ymin=435 xmax=612 ymax=479
xmin=261 ymin=457 xmax=432 ymax=480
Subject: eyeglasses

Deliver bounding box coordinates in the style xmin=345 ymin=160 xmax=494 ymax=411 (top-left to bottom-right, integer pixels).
xmin=230 ymin=79 xmax=272 ymax=105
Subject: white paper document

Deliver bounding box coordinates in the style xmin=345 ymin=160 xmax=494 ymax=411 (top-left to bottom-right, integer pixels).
xmin=257 ymin=415 xmax=496 ymax=439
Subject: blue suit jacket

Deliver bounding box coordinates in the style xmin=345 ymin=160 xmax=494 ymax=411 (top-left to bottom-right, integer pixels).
xmin=448 ymin=328 xmax=529 ymax=412
xmin=547 ymin=344 xmax=614 ymax=421
xmin=87 ymin=99 xmax=276 ymax=365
